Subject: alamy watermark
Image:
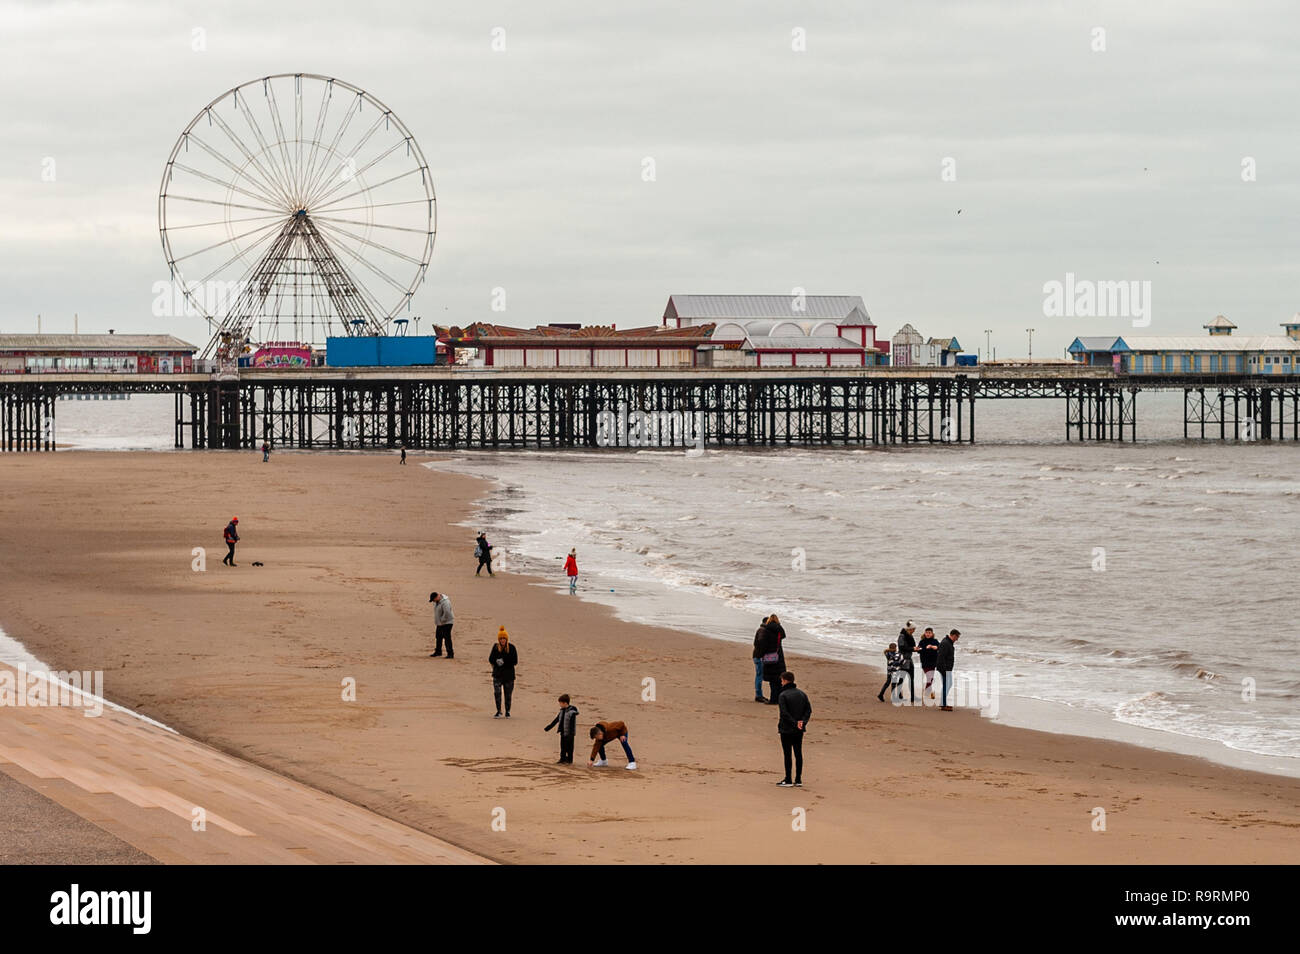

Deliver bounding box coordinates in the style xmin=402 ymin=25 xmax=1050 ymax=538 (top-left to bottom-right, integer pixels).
xmin=1043 ymin=272 xmax=1151 ymax=328
xmin=0 ymin=663 xmax=104 ymax=717
xmin=595 ymin=402 xmax=704 ymax=456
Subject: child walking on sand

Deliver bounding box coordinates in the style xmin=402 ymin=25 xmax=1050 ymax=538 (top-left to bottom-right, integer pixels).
xmin=563 ymin=548 xmax=578 ymax=594
xmin=543 ymin=694 xmax=580 ymax=763
xmin=876 ymin=643 xmax=904 ymax=703
xmin=588 ymin=720 xmax=637 ymax=770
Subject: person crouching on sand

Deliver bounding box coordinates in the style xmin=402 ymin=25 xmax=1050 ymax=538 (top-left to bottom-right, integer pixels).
xmin=588 ymin=720 xmax=637 ymax=770
xmin=916 ymin=627 xmax=941 ymax=702
xmin=489 ymin=627 xmax=518 ymax=718
xmin=544 ymin=694 xmax=579 ymax=763
xmin=563 ymin=548 xmax=578 ymax=594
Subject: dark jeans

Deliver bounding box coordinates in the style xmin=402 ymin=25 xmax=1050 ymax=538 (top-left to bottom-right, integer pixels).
xmin=559 ymin=735 xmax=575 ymax=763
xmin=223 ymin=542 xmax=236 ymax=565
xmin=597 ymin=734 xmax=635 ymax=764
xmin=434 ymin=624 xmax=453 ymax=656
xmin=899 ymin=664 xmax=915 ymax=702
xmin=766 ymin=674 xmax=782 ymax=703
xmin=477 ymin=555 xmax=493 ymax=576
xmin=493 ymin=676 xmax=514 ymax=714
xmin=780 ymin=731 xmax=804 ymax=783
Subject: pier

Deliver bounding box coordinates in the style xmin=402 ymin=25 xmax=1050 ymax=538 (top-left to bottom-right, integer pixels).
xmin=3 ymin=367 xmax=1299 ymax=451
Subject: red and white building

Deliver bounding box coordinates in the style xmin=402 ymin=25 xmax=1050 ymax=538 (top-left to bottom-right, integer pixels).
xmin=446 ymin=322 xmax=715 ymax=368
xmin=662 ymin=294 xmax=889 ymax=367
xmin=0 ymin=334 xmax=198 ymax=374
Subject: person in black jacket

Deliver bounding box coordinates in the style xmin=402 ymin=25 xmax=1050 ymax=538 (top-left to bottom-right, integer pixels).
xmin=475 ymin=532 xmax=494 ymax=576
xmin=759 ymin=616 xmax=786 ymax=704
xmin=775 ymin=671 xmax=812 ymax=787
xmin=896 ymin=620 xmax=917 ymax=704
xmin=222 ymin=517 xmax=240 ymax=566
xmin=543 ymin=693 xmax=580 ymax=763
xmin=488 ymin=626 xmax=518 ymax=717
xmin=937 ymin=629 xmax=960 ymax=710
xmin=751 ymin=616 xmax=770 ymax=703
xmin=916 ymin=627 xmax=941 ymax=702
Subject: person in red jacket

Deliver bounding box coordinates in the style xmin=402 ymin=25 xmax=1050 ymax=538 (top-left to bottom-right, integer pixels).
xmin=563 ymin=548 xmax=578 ymax=594
xmin=222 ymin=517 xmax=239 ymax=566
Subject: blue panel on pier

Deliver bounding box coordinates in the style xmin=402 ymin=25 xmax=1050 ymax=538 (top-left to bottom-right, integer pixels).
xmin=325 ymin=336 xmax=440 ymax=367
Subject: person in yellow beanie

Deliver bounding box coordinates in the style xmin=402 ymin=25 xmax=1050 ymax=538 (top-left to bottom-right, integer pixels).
xmin=488 ymin=627 xmax=519 ymax=718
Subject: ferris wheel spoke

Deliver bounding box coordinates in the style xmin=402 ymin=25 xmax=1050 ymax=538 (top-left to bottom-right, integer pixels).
xmin=301 ymin=109 xmax=390 ymax=208
xmin=310 ymin=217 xmax=425 ymax=267
xmin=172 ymin=160 xmax=289 ymax=214
xmin=206 ymin=106 xmax=296 ymax=209
xmin=313 ymin=219 xmax=414 ymax=298
xmin=188 ymin=222 xmax=287 ymax=310
xmin=263 ymin=81 xmax=302 ymax=203
xmin=311 ymin=197 xmax=431 ymax=215
xmin=298 ymin=82 xmax=335 ymax=208
xmin=306 ymin=135 xmax=401 ymax=210
xmin=163 ymin=211 xmax=289 ymax=231
xmin=163 ymin=193 xmax=286 ymax=216
xmin=309 ymin=165 xmax=425 ymax=213
xmin=298 ymin=90 xmax=365 ymax=207
xmin=234 ymin=91 xmax=298 ymax=208
xmin=309 ymin=213 xmax=430 ymax=235
xmin=185 ymin=132 xmax=291 ymax=210
xmin=172 ymin=215 xmax=288 ymax=267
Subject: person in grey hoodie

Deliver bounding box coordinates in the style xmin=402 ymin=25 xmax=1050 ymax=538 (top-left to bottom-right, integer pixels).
xmin=429 ymin=591 xmax=455 ymax=658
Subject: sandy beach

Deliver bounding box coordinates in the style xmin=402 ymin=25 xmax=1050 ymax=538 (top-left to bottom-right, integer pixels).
xmin=1 ymin=450 xmax=1297 ymax=864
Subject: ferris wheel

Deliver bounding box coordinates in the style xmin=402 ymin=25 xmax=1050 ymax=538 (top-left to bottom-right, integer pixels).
xmin=158 ymin=73 xmax=436 ymax=358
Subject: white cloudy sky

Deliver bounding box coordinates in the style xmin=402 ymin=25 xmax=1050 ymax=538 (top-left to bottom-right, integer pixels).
xmin=2 ymin=0 xmax=1298 ymax=355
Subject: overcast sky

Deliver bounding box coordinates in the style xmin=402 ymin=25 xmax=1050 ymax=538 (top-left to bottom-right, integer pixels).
xmin=2 ymin=0 xmax=1299 ymax=356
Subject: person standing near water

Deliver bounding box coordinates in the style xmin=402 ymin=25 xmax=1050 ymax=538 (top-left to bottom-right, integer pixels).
xmin=563 ymin=548 xmax=579 ymax=593
xmin=489 ymin=627 xmax=517 ymax=718
xmin=775 ymin=671 xmax=812 ymax=787
xmin=916 ymin=627 xmax=941 ymax=702
xmin=222 ymin=516 xmax=239 ymax=566
xmin=937 ymin=629 xmax=960 ymax=711
xmin=758 ymin=616 xmax=786 ymax=704
xmin=475 ymin=532 xmax=494 ymax=576
xmin=896 ymin=620 xmax=917 ymax=705
xmin=752 ymin=616 xmax=770 ymax=702
xmin=429 ymin=592 xmax=454 ymax=658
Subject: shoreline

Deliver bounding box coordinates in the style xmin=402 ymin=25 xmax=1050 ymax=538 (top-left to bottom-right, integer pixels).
xmin=1 ymin=451 xmax=1297 ymax=863
xmin=430 ymin=457 xmax=1300 ymax=780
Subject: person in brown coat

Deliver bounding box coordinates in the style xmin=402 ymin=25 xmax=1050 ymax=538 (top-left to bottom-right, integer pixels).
xmin=588 ymin=720 xmax=637 ymax=770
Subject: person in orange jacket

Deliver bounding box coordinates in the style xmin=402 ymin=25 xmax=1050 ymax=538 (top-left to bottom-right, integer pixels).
xmin=588 ymin=720 xmax=636 ymax=770
xmin=563 ymin=548 xmax=578 ymax=594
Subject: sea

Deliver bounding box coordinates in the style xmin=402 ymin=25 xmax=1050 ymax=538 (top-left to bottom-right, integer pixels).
xmin=37 ymin=390 xmax=1300 ymax=775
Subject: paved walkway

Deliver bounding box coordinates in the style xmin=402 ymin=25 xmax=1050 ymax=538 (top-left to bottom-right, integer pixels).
xmin=0 ymin=664 xmax=487 ymax=864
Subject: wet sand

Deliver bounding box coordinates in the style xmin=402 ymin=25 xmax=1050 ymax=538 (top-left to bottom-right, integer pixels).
xmin=0 ymin=451 xmax=1296 ymax=863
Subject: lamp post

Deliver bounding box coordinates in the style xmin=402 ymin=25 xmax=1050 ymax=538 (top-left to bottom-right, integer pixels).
xmin=983 ymin=328 xmax=992 ymax=361
xmin=1026 ymin=328 xmax=1035 ymax=360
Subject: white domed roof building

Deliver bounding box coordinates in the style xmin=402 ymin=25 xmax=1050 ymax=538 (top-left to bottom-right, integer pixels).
xmin=663 ymin=295 xmax=888 ymax=367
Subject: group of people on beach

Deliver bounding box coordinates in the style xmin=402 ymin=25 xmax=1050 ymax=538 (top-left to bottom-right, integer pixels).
xmin=878 ymin=620 xmax=962 ymax=710
xmin=426 ymin=534 xmax=636 ymax=770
